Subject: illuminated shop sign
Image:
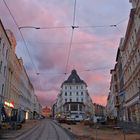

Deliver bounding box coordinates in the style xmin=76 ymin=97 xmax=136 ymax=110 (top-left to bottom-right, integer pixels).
xmin=4 ymin=101 xmax=14 ymax=108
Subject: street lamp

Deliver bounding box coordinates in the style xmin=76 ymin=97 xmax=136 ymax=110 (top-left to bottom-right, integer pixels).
xmin=18 ymin=26 xmax=71 ymax=30
xmin=19 ymin=26 xmax=41 ymax=30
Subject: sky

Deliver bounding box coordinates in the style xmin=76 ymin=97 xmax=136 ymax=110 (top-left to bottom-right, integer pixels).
xmin=0 ymin=0 xmax=131 ymax=107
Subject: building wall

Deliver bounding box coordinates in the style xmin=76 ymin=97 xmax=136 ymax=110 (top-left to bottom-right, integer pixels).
xmin=0 ymin=20 xmax=41 ymax=122
xmin=55 ymin=70 xmax=94 ymax=120
xmin=121 ymin=2 xmax=140 ymax=123
xmin=0 ymin=22 xmax=11 ymax=104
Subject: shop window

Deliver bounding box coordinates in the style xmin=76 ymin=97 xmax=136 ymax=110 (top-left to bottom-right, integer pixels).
xmin=71 ymin=104 xmax=77 ymax=111
xmin=79 ymin=104 xmax=82 ymax=111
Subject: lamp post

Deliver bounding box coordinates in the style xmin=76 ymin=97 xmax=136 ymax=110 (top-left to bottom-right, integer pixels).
xmin=19 ymin=26 xmax=41 ymax=30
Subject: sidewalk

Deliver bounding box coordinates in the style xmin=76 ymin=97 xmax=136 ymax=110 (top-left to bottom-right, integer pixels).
xmin=61 ymin=122 xmax=140 ymax=140
xmin=0 ymin=119 xmax=40 ymax=139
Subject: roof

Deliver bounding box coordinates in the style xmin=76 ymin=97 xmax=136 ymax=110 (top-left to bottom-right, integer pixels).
xmin=62 ymin=69 xmax=87 ymax=86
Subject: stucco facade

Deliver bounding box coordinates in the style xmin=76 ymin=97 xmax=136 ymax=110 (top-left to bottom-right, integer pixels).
xmin=0 ymin=19 xmax=41 ymax=123
xmin=55 ymin=69 xmax=94 ymax=121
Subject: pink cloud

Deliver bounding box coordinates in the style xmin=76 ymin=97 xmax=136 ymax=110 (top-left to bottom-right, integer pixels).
xmin=92 ymin=95 xmax=107 ymax=106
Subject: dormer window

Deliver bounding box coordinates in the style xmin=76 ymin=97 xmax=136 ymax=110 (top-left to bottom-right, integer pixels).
xmin=72 ymin=78 xmax=75 ymax=83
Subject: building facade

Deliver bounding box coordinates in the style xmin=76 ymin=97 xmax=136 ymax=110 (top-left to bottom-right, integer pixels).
xmin=106 ymin=1 xmax=140 ymax=123
xmin=0 ymin=19 xmax=41 ymax=123
xmin=106 ymin=69 xmax=118 ymax=119
xmin=121 ymin=1 xmax=140 ymax=123
xmin=55 ymin=69 xmax=94 ymax=121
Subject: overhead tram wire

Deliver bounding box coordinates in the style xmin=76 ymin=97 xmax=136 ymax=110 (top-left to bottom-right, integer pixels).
xmin=72 ymin=0 xmax=77 ymax=26
xmin=18 ymin=26 xmax=71 ymax=30
xmin=18 ymin=17 xmax=128 ymax=30
xmin=64 ymin=0 xmax=78 ymax=75
xmin=3 ymin=0 xmax=38 ymax=75
xmin=64 ymin=28 xmax=75 ymax=75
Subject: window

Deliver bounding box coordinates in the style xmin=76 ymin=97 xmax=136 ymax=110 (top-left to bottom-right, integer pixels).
xmin=6 ymin=49 xmax=8 ymax=59
xmin=65 ymin=86 xmax=67 ymax=89
xmin=76 ymin=86 xmax=78 ymax=89
xmin=76 ymin=98 xmax=79 ymax=102
xmin=138 ymin=49 xmax=140 ymax=58
xmin=71 ymin=104 xmax=77 ymax=111
xmin=81 ymin=92 xmax=83 ymax=95
xmin=81 ymin=98 xmax=83 ymax=102
xmin=70 ymin=92 xmax=72 ymax=96
xmin=79 ymin=104 xmax=82 ymax=111
xmin=65 ymin=92 xmax=67 ymax=96
xmin=65 ymin=98 xmax=67 ymax=102
xmin=134 ymin=28 xmax=137 ymax=35
xmin=1 ymin=84 xmax=4 ymax=95
xmin=0 ymin=37 xmax=1 ymax=45
xmin=72 ymin=78 xmax=75 ymax=83
xmin=70 ymin=98 xmax=72 ymax=102
xmin=4 ymin=66 xmax=6 ymax=76
xmin=2 ymin=43 xmax=5 ymax=56
xmin=76 ymin=92 xmax=78 ymax=95
xmin=0 ymin=61 xmax=2 ymax=73
xmin=81 ymin=86 xmax=83 ymax=89
xmin=70 ymin=86 xmax=71 ymax=89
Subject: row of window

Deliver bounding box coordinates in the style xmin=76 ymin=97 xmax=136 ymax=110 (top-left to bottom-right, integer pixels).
xmin=124 ymin=48 xmax=140 ymax=82
xmin=65 ymin=91 xmax=83 ymax=96
xmin=126 ymin=77 xmax=140 ymax=100
xmin=65 ymin=98 xmax=83 ymax=102
xmin=64 ymin=85 xmax=84 ymax=90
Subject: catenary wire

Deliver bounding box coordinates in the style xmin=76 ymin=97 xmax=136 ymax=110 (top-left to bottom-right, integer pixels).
xmin=64 ymin=0 xmax=77 ymax=75
xmin=72 ymin=0 xmax=77 ymax=25
xmin=3 ymin=0 xmax=38 ymax=74
xmin=64 ymin=28 xmax=75 ymax=74
xmin=18 ymin=17 xmax=128 ymax=30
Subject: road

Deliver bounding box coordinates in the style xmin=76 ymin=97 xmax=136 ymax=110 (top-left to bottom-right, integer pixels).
xmin=16 ymin=119 xmax=73 ymax=140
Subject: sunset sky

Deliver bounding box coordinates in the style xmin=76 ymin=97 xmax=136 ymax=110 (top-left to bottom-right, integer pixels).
xmin=0 ymin=0 xmax=131 ymax=107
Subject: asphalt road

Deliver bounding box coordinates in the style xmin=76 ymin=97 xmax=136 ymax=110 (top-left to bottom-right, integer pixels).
xmin=16 ymin=119 xmax=73 ymax=140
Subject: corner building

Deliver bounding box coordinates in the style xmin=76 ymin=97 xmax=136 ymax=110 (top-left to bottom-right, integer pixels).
xmin=56 ymin=69 xmax=94 ymax=121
